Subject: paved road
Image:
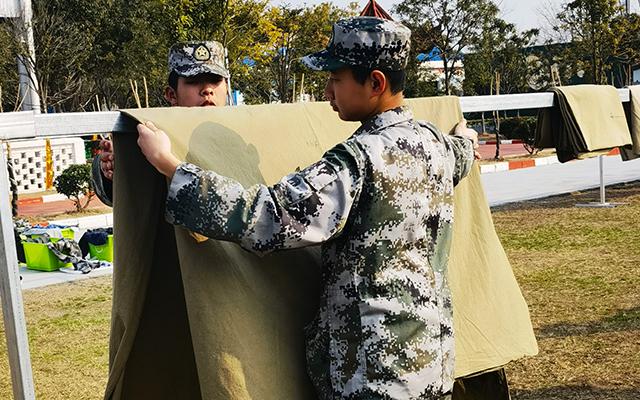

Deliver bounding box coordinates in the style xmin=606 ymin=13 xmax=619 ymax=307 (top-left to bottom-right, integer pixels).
xmin=19 ymin=155 xmax=640 ymax=289
xmin=18 ymin=196 xmax=109 ymax=217
xmin=482 ymin=155 xmax=640 ymax=206
xmin=477 ymin=143 xmax=529 ymax=159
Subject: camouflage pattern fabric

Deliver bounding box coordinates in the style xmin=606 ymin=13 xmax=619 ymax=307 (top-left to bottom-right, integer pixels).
xmin=43 ymin=238 xmax=108 ymax=274
xmin=168 ymin=41 xmax=230 ymax=78
xmin=165 ymin=106 xmax=474 ymax=399
xmin=92 ymin=155 xmax=113 ymax=207
xmin=302 ymin=17 xmax=411 ymax=71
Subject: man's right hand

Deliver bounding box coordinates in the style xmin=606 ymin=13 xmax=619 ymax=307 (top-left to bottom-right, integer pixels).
xmin=454 ymin=119 xmax=481 ymax=160
xmin=99 ymin=139 xmax=114 ymax=180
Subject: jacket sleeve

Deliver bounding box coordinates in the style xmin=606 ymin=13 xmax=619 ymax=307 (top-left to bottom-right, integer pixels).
xmin=165 ymin=141 xmax=364 ymax=255
xmin=91 ymin=155 xmax=113 ymax=207
xmin=442 ymin=135 xmax=474 ymax=186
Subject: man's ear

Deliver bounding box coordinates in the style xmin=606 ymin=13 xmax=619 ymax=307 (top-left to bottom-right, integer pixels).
xmin=370 ymin=70 xmax=387 ymax=96
xmin=164 ymin=86 xmax=178 ymax=106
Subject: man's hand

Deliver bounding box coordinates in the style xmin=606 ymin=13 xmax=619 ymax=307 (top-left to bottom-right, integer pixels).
xmin=136 ymin=121 xmax=181 ymax=179
xmin=99 ymin=139 xmax=114 ymax=180
xmin=454 ymin=119 xmax=481 ymax=160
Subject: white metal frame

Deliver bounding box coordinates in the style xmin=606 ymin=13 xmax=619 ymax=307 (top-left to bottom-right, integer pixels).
xmin=0 ymin=89 xmax=631 ymax=399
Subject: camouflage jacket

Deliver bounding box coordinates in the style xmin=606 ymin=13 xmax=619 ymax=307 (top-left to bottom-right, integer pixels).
xmin=166 ymin=106 xmax=474 ymax=399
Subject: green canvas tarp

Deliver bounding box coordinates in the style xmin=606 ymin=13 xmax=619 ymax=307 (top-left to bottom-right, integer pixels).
xmin=621 ymin=85 xmax=640 ymax=161
xmin=105 ymin=97 xmax=537 ymax=399
xmin=535 ymin=85 xmax=632 ymax=162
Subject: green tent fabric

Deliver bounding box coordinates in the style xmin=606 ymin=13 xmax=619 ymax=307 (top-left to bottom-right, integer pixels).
xmin=621 ymin=85 xmax=640 ymax=161
xmin=535 ymin=85 xmax=631 ymax=162
xmin=105 ymin=98 xmax=536 ymax=399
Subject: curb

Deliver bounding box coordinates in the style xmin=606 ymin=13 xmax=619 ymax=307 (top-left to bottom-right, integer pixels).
xmin=479 ymin=148 xmax=621 ymax=174
xmin=480 ymin=155 xmax=559 ymax=174
xmin=50 ymin=213 xmax=113 ymax=229
xmin=478 ymin=139 xmax=523 ymax=145
xmin=18 ymin=193 xmax=77 ymax=207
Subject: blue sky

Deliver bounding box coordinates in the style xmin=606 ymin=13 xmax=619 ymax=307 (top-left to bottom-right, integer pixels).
xmin=275 ymin=0 xmax=640 ymax=35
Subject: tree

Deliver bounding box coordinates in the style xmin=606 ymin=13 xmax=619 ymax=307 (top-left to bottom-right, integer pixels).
xmin=403 ymin=56 xmax=439 ymax=99
xmin=0 ymin=0 xmax=367 ymax=110
xmin=463 ymin=18 xmax=538 ymax=96
xmin=403 ymin=25 xmax=439 ymax=98
xmin=0 ymin=22 xmax=20 ymax=112
xmin=610 ymin=12 xmax=640 ymax=87
xmin=525 ymin=42 xmax=575 ymax=90
xmin=2 ymin=0 xmax=162 ymax=112
xmin=555 ymin=0 xmax=626 ymax=85
xmin=235 ymin=3 xmax=350 ymax=104
xmin=290 ymin=3 xmax=354 ymax=101
xmin=287 ymin=3 xmax=351 ymax=103
xmin=394 ymin=0 xmax=499 ymax=95
xmin=54 ymin=164 xmax=95 ymax=211
xmin=4 ymin=0 xmax=91 ymax=113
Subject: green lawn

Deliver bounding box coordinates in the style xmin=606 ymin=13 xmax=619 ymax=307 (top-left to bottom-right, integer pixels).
xmin=1 ymin=182 xmax=639 ymax=399
xmin=0 ymin=277 xmax=112 ymax=399
xmin=500 ymin=183 xmax=640 ymax=399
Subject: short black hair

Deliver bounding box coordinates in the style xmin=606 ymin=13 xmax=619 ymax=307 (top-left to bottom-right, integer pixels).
xmin=350 ymin=66 xmax=406 ymax=95
xmin=168 ymin=71 xmax=179 ymax=90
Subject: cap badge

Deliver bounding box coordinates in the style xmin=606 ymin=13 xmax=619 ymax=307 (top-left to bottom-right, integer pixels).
xmin=193 ymin=44 xmax=211 ymax=61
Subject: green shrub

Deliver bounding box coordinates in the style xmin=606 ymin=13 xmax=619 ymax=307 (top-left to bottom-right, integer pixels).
xmin=53 ymin=163 xmax=95 ymax=211
xmin=499 ymin=117 xmax=538 ymax=154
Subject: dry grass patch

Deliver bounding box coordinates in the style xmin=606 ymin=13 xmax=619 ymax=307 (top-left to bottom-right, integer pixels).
xmin=2 ymin=183 xmax=640 ymax=399
xmin=496 ymin=182 xmax=640 ymax=399
xmin=0 ymin=276 xmax=112 ymax=400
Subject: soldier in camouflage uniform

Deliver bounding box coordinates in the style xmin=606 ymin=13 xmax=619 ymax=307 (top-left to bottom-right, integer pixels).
xmin=92 ymin=41 xmax=230 ymax=206
xmin=137 ymin=17 xmax=478 ymax=400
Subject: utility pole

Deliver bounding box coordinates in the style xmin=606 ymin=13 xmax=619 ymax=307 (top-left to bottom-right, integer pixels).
xmin=17 ymin=0 xmax=41 ymax=113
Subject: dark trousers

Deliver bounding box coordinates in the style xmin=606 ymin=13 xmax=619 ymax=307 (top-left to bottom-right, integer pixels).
xmin=453 ymin=368 xmax=510 ymax=400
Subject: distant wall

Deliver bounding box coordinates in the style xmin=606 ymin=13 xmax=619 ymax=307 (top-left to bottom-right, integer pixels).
xmin=3 ymin=138 xmax=86 ymax=194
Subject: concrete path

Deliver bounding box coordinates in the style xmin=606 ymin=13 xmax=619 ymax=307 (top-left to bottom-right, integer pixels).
xmin=482 ymin=155 xmax=640 ymax=206
xmin=20 ymin=265 xmax=113 ymax=290
xmin=19 ymin=155 xmax=640 ymax=290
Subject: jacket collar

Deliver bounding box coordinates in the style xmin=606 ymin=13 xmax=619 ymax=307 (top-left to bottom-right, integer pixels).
xmin=355 ymin=105 xmax=413 ymax=136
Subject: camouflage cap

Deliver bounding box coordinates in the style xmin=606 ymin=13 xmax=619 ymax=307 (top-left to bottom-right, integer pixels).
xmin=168 ymin=41 xmax=230 ymax=79
xmin=301 ymin=17 xmax=411 ymax=72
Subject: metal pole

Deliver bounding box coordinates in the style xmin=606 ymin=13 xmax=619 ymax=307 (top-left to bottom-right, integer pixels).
xmin=0 ymin=141 xmax=36 ymax=399
xmin=599 ymin=155 xmax=606 ymax=204
xmin=17 ymin=0 xmax=41 ymax=113
xmin=575 ymin=154 xmax=624 ymax=208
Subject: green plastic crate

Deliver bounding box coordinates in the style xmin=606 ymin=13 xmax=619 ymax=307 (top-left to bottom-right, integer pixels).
xmin=89 ymin=235 xmax=113 ymax=262
xmin=22 ymin=242 xmax=66 ymax=271
xmin=60 ymin=228 xmax=75 ymax=240
xmin=27 ymin=227 xmax=75 ymax=243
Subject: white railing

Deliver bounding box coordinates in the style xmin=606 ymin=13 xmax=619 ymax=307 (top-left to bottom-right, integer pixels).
xmin=0 ymin=89 xmax=631 ymax=139
xmin=0 ymin=88 xmax=633 ymax=400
